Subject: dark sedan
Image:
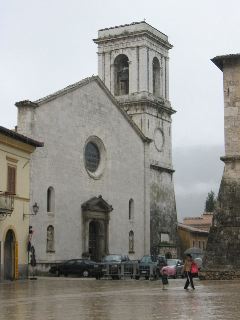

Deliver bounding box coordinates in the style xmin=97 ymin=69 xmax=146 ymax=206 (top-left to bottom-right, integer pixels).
xmin=49 ymin=259 xmax=101 ymax=277
xmin=98 ymin=254 xmax=136 ymax=279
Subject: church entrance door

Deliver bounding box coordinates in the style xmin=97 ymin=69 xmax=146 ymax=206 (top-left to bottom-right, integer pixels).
xmin=82 ymin=195 xmax=113 ymax=262
xmin=4 ymin=229 xmax=16 ymax=280
xmin=89 ymin=221 xmax=98 ymax=261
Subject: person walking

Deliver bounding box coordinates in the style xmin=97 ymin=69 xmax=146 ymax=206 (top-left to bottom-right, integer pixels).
xmin=183 ymin=254 xmax=195 ymax=290
xmin=161 ymin=268 xmax=169 ymax=290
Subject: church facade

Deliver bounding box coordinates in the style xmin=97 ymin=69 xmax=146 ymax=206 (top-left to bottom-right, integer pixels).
xmin=16 ymin=22 xmax=178 ymax=267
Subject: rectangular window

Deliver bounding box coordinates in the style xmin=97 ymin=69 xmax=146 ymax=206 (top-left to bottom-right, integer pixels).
xmin=193 ymin=240 xmax=195 ymax=247
xmin=199 ymin=241 xmax=201 ymax=249
xmin=7 ymin=166 xmax=16 ymax=194
xmin=203 ymin=242 xmax=205 ymax=250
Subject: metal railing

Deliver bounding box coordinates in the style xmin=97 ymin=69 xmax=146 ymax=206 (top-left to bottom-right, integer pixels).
xmin=100 ymin=261 xmax=138 ymax=279
xmin=0 ymin=192 xmax=14 ymax=217
xmin=99 ymin=261 xmax=160 ymax=280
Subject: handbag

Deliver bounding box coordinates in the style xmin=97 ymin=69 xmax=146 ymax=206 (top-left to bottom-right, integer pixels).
xmin=191 ymin=262 xmax=198 ymax=274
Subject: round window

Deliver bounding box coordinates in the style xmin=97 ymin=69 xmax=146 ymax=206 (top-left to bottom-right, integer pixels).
xmin=85 ymin=142 xmax=100 ymax=172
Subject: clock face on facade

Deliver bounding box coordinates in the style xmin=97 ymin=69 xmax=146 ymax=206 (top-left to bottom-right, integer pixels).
xmin=154 ymin=128 xmax=164 ymax=152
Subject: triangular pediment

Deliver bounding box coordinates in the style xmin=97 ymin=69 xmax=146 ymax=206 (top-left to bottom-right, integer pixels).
xmin=15 ymin=76 xmax=151 ymax=144
xmin=81 ymin=195 xmax=113 ymax=213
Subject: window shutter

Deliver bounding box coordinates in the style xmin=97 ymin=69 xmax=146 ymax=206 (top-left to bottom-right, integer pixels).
xmin=7 ymin=166 xmax=16 ymax=194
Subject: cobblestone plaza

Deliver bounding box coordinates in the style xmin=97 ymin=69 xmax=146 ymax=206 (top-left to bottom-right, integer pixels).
xmin=0 ymin=278 xmax=239 ymax=320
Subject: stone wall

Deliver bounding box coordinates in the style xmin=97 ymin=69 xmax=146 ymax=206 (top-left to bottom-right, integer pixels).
xmin=203 ymin=55 xmax=240 ymax=279
xmin=199 ymin=269 xmax=240 ymax=280
xmin=150 ymin=169 xmax=178 ymax=255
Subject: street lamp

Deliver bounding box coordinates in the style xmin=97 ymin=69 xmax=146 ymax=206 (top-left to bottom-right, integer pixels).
xmin=23 ymin=202 xmax=39 ymax=219
xmin=32 ymin=202 xmax=39 ymax=215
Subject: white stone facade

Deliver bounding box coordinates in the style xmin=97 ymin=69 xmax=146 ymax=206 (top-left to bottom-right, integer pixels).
xmin=16 ymin=21 xmax=178 ymax=265
xmin=17 ymin=78 xmax=150 ymax=263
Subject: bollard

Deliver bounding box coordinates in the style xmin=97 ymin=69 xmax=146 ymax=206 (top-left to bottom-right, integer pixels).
xmin=121 ymin=263 xmax=124 ymax=279
xmin=150 ymin=264 xmax=153 ymax=280
xmin=133 ymin=262 xmax=137 ymax=278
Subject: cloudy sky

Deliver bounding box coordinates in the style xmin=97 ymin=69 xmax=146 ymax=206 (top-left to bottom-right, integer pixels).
xmin=1 ymin=0 xmax=239 ymax=219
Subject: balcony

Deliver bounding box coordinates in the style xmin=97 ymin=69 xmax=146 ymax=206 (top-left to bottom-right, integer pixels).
xmin=0 ymin=192 xmax=14 ymax=218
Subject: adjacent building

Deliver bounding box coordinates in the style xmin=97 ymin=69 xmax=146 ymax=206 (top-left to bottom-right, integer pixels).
xmin=0 ymin=126 xmax=42 ymax=280
xmin=183 ymin=212 xmax=213 ymax=232
xmin=16 ymin=21 xmax=178 ymax=269
xmin=178 ymin=223 xmax=208 ymax=258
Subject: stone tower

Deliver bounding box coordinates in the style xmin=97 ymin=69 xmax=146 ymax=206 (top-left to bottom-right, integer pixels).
xmin=94 ymin=21 xmax=178 ymax=257
xmin=203 ymin=54 xmax=240 ymax=279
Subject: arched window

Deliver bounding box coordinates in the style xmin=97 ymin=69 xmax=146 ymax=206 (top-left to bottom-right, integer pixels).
xmin=114 ymin=54 xmax=129 ymax=96
xmin=47 ymin=187 xmax=55 ymax=213
xmin=129 ymin=230 xmax=134 ymax=253
xmin=152 ymin=57 xmax=160 ymax=97
xmin=129 ymin=199 xmax=134 ymax=220
xmin=46 ymin=225 xmax=55 ymax=252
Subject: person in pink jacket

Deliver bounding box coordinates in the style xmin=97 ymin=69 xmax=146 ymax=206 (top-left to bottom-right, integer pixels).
xmin=183 ymin=254 xmax=196 ymax=290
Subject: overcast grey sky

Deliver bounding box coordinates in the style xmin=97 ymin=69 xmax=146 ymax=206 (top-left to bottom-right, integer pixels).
xmin=1 ymin=0 xmax=239 ymax=219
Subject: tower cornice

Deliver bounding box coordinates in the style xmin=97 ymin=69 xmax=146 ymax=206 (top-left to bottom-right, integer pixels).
xmin=94 ymin=31 xmax=172 ymax=50
xmin=116 ymin=93 xmax=176 ymax=115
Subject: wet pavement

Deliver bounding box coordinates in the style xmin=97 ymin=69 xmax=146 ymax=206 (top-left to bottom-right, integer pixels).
xmin=0 ymin=277 xmax=240 ymax=320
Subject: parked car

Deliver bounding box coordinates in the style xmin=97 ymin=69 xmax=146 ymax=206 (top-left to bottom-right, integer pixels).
xmin=136 ymin=255 xmax=167 ymax=280
xmin=161 ymin=259 xmax=183 ymax=278
xmin=49 ymin=259 xmax=101 ymax=277
xmin=98 ymin=254 xmax=136 ymax=280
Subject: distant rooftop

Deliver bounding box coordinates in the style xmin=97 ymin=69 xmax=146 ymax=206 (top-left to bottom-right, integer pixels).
xmin=178 ymin=223 xmax=209 ymax=234
xmin=211 ymin=53 xmax=240 ymax=71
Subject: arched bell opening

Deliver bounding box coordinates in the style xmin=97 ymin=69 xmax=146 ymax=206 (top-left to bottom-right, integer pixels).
xmin=114 ymin=54 xmax=129 ymax=96
xmin=153 ymin=57 xmax=160 ymax=97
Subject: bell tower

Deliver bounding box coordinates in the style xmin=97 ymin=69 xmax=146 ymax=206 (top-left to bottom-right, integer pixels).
xmin=94 ymin=21 xmax=178 ymax=256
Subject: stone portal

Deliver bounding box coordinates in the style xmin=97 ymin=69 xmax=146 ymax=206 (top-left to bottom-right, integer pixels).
xmin=202 ymin=54 xmax=240 ymax=279
xmin=82 ymin=195 xmax=113 ymax=261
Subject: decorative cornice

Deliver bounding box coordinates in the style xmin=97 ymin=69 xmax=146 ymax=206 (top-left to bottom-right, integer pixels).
xmin=150 ymin=164 xmax=175 ymax=174
xmin=211 ymin=53 xmax=240 ymax=71
xmin=81 ymin=195 xmax=113 ymax=213
xmin=220 ymin=155 xmax=240 ymax=163
xmin=94 ymin=21 xmax=172 ymax=50
xmin=15 ymin=100 xmax=38 ymax=108
xmin=94 ymin=31 xmax=173 ymax=50
xmin=116 ymin=93 xmax=176 ymax=115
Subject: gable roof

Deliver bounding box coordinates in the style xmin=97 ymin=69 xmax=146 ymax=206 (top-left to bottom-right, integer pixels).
xmin=0 ymin=126 xmax=43 ymax=147
xmin=15 ymin=76 xmax=151 ymax=144
xmin=178 ymin=223 xmax=209 ymax=235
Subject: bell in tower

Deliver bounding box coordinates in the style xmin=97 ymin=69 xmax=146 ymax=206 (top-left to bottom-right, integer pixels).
xmin=114 ymin=54 xmax=129 ymax=96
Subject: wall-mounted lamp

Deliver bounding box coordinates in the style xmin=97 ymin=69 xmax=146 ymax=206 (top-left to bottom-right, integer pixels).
xmin=23 ymin=202 xmax=39 ymax=219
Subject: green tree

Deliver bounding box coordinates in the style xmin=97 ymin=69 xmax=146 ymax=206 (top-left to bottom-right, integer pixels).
xmin=205 ymin=190 xmax=216 ymax=212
